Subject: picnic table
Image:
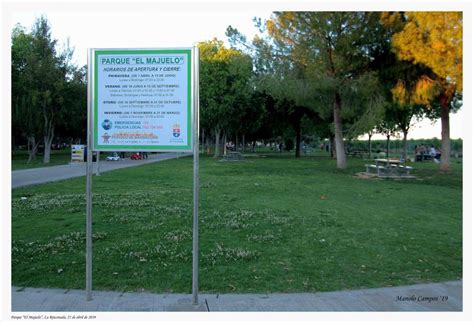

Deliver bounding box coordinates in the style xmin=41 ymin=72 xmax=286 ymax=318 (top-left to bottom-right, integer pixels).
xmin=365 ymin=159 xmax=413 ymax=177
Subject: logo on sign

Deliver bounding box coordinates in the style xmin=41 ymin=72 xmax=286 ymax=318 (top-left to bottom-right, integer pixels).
xmin=102 ymin=119 xmax=112 ymax=130
xmin=172 ymin=124 xmax=181 ymax=138
xmin=102 ymin=132 xmax=111 ymax=143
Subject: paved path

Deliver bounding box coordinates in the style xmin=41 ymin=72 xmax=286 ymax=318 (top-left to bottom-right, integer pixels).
xmin=11 ymin=152 xmax=190 ymax=188
xmin=11 ymin=281 xmax=462 ymax=312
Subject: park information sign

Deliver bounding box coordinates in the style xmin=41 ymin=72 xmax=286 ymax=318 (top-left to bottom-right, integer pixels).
xmin=92 ymin=48 xmax=193 ymax=151
xmin=86 ymin=47 xmax=200 ymax=305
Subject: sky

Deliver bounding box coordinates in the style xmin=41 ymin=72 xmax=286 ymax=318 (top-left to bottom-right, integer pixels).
xmin=3 ymin=0 xmax=469 ymax=140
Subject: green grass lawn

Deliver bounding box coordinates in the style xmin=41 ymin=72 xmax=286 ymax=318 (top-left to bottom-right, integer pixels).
xmin=12 ymin=149 xmax=73 ymax=170
xmin=11 ymin=152 xmax=462 ymax=293
xmin=12 ymin=149 xmax=113 ymax=170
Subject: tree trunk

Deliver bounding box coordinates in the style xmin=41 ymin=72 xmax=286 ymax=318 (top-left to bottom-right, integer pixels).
xmin=95 ymin=151 xmax=101 ymax=176
xmin=213 ymin=128 xmax=221 ymax=158
xmin=329 ymin=135 xmax=335 ymax=158
xmin=206 ymin=136 xmax=212 ymax=156
xmin=242 ymin=135 xmax=245 ymax=153
xmin=201 ymin=128 xmax=205 ymax=154
xmin=27 ymin=136 xmax=39 ymax=163
xmin=43 ymin=117 xmax=54 ymax=164
xmin=295 ymin=118 xmax=301 ymax=158
xmin=402 ymin=129 xmax=408 ymax=161
xmin=43 ymin=135 xmax=53 ymax=164
xmin=235 ymin=134 xmax=238 ymax=152
xmin=223 ymin=134 xmax=227 ymax=156
xmin=368 ymin=133 xmax=372 ymax=159
xmin=439 ymin=101 xmax=451 ymax=171
xmin=12 ymin=135 xmax=16 ymax=156
xmin=333 ymin=92 xmax=346 ymax=168
xmin=386 ymin=134 xmax=390 ymax=159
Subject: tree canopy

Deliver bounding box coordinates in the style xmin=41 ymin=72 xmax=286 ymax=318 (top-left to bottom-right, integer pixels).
xmin=386 ymin=12 xmax=463 ymax=170
xmin=12 ymin=13 xmax=463 ymax=170
xmin=390 ymin=12 xmax=462 ymax=93
xmin=260 ymin=12 xmax=387 ymax=168
xmin=198 ymin=39 xmax=254 ymax=157
xmin=11 ymin=16 xmax=86 ymax=163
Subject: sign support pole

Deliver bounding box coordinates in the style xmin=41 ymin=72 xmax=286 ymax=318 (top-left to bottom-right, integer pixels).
xmin=95 ymin=151 xmax=100 ymax=176
xmin=192 ymin=46 xmax=200 ymax=305
xmin=86 ymin=49 xmax=94 ymax=301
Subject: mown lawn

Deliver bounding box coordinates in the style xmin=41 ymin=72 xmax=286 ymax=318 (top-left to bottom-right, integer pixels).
xmin=11 ymin=152 xmax=462 ymax=293
xmin=11 ymin=149 xmax=73 ymax=170
xmin=11 ymin=149 xmax=111 ymax=170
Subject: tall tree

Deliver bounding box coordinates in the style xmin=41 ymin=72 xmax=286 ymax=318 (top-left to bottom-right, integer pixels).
xmin=368 ymin=15 xmax=436 ymax=162
xmin=256 ymin=60 xmax=325 ymax=158
xmin=12 ymin=16 xmax=79 ymax=164
xmin=389 ymin=12 xmax=463 ymax=170
xmin=228 ymin=22 xmax=341 ymax=159
xmin=31 ymin=17 xmax=75 ymax=163
xmin=390 ymin=80 xmax=427 ymax=161
xmin=55 ymin=66 xmax=87 ymax=143
xmin=11 ymin=25 xmax=42 ymax=162
xmin=376 ymin=116 xmax=398 ymax=158
xmin=198 ymin=39 xmax=253 ymax=157
xmin=232 ymin=91 xmax=267 ymax=152
xmin=265 ymin=12 xmax=386 ymax=168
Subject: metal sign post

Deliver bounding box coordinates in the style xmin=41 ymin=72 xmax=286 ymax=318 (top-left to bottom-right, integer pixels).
xmin=85 ymin=47 xmax=199 ymax=304
xmin=86 ymin=49 xmax=94 ymax=301
xmin=192 ymin=46 xmax=200 ymax=305
xmin=95 ymin=151 xmax=100 ymax=176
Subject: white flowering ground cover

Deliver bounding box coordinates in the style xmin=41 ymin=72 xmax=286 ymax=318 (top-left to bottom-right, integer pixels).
xmin=12 ymin=154 xmax=462 ymax=293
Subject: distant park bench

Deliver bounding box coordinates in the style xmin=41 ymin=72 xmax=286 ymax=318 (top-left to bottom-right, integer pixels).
xmin=347 ymin=149 xmax=370 ymax=158
xmin=224 ymin=151 xmax=243 ymax=161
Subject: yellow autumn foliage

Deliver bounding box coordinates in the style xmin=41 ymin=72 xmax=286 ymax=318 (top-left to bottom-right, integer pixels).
xmin=391 ymin=80 xmax=409 ymax=105
xmin=392 ymin=76 xmax=440 ymax=107
xmin=380 ymin=12 xmax=404 ymax=29
xmin=267 ymin=13 xmax=297 ymax=47
xmin=392 ymin=12 xmax=462 ymax=93
xmin=197 ymin=38 xmax=243 ymax=63
xmin=412 ymin=76 xmax=440 ymax=106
